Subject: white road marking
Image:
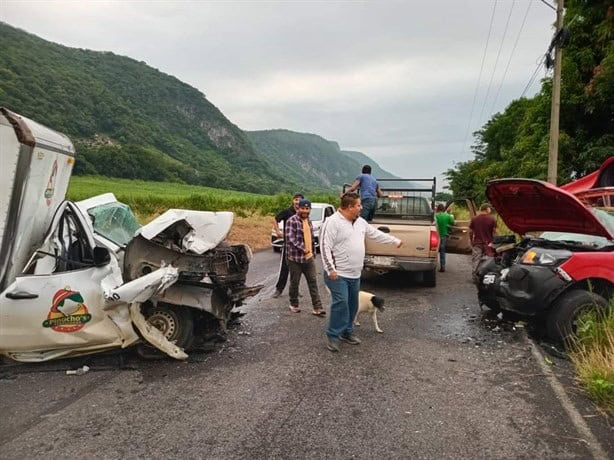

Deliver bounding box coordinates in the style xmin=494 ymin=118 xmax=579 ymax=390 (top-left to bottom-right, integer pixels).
xmin=526 ymin=335 xmax=608 ymax=460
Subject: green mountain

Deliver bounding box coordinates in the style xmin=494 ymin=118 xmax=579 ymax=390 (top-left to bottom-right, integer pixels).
xmin=0 ymin=22 xmax=286 ymax=194
xmin=246 ymin=129 xmax=401 ymax=192
xmin=0 ymin=22 xmax=397 ymax=194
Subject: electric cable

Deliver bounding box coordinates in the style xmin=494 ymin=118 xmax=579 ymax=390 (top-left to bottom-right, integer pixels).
xmin=538 ymin=0 xmax=555 ymax=11
xmin=520 ymin=53 xmax=548 ymax=98
xmin=460 ymin=0 xmax=498 ymax=158
xmin=477 ymin=0 xmax=515 ymax=127
xmin=489 ymin=0 xmax=533 ymax=115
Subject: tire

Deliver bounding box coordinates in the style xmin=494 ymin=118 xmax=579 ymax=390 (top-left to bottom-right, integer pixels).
xmin=546 ymin=289 xmax=608 ymax=344
xmin=423 ymin=268 xmax=437 ymax=287
xmin=139 ymin=304 xmax=195 ymax=356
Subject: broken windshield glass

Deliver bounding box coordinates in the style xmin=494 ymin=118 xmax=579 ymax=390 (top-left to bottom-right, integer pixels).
xmin=88 ymin=202 xmax=141 ymax=247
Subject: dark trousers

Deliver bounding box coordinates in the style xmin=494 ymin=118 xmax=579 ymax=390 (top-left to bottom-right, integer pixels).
xmin=287 ymin=258 xmax=322 ymax=309
xmin=275 ymin=246 xmax=290 ymax=292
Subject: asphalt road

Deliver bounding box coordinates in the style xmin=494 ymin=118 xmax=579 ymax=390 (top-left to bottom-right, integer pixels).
xmin=1 ymin=252 xmax=612 ymax=459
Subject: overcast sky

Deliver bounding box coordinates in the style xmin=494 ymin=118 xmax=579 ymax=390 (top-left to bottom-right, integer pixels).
xmin=2 ymin=0 xmax=557 ymax=190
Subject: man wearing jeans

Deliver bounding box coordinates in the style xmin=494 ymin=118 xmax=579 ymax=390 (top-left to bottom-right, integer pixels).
xmin=320 ymin=192 xmax=402 ymax=352
xmin=344 ymin=165 xmax=382 ymax=222
xmin=285 ymin=199 xmax=324 ymax=316
xmin=435 ymin=203 xmax=455 ymax=272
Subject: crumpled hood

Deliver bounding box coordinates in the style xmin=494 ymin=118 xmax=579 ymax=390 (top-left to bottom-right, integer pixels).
xmin=138 ymin=209 xmax=234 ymax=254
xmin=486 ymin=179 xmax=614 ymax=239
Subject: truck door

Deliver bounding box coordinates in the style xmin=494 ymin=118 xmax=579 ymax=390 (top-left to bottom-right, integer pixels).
xmin=0 ymin=202 xmax=123 ymax=357
xmin=445 ymin=198 xmax=477 ymax=254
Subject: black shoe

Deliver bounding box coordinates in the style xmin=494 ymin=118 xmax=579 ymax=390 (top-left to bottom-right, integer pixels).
xmin=340 ymin=334 xmax=361 ymax=345
xmin=327 ymin=337 xmax=340 ymax=352
xmin=439 ymin=267 xmax=445 ymax=272
xmin=272 ymin=290 xmax=282 ymax=299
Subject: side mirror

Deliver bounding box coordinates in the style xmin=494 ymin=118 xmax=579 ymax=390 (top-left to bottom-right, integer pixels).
xmin=93 ymin=246 xmax=111 ymax=267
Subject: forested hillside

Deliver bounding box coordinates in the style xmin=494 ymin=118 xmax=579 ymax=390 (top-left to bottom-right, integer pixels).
xmin=246 ymin=129 xmax=399 ymax=191
xmin=0 ymin=22 xmax=288 ymax=193
xmin=0 ymin=22 xmax=396 ymax=195
xmin=446 ymin=0 xmax=613 ymax=201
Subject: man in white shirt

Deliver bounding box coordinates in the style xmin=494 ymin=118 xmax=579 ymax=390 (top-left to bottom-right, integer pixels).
xmin=320 ymin=192 xmax=402 ymax=352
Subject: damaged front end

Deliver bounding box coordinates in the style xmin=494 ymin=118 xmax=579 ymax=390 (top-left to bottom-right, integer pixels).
xmin=123 ymin=209 xmax=263 ymax=341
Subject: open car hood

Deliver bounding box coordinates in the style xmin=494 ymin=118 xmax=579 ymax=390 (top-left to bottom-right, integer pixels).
xmin=486 ymin=179 xmax=614 ymax=239
xmin=139 ymin=209 xmax=234 ymax=254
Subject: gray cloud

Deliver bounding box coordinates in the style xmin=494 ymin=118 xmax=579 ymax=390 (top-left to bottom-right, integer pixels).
xmin=3 ymin=0 xmax=556 ymax=189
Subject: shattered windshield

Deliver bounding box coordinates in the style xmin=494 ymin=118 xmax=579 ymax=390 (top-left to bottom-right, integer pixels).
xmin=88 ymin=202 xmax=141 ymax=247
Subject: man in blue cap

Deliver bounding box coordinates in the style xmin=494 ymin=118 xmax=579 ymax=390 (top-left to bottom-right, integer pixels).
xmin=284 ymin=198 xmax=324 ymax=315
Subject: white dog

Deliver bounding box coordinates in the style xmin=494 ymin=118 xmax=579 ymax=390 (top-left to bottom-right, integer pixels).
xmin=354 ymin=291 xmax=386 ymax=333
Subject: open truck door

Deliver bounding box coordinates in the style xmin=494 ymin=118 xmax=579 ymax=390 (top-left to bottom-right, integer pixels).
xmin=444 ymin=198 xmax=478 ymax=254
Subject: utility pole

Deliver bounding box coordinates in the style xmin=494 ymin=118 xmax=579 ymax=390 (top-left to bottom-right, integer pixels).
xmin=547 ymin=0 xmax=564 ymax=185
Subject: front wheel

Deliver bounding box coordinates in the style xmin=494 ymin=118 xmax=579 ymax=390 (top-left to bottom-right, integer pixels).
xmin=137 ymin=304 xmax=195 ymax=358
xmin=546 ymin=289 xmax=608 ymax=344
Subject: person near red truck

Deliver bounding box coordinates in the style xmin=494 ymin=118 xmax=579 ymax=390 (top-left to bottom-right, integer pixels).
xmin=284 ymin=199 xmax=325 ymax=316
xmin=469 ymin=203 xmax=497 ymax=283
xmin=435 ymin=203 xmax=455 ymax=272
xmin=320 ymin=192 xmax=402 ymax=352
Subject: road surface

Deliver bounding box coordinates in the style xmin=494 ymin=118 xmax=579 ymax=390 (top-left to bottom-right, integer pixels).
xmin=0 ymin=252 xmax=612 ymax=459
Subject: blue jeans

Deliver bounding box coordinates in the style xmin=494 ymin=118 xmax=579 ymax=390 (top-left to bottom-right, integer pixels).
xmin=360 ymin=197 xmax=377 ymax=221
xmin=438 ymin=236 xmax=447 ymax=268
xmin=324 ymin=272 xmax=360 ymax=338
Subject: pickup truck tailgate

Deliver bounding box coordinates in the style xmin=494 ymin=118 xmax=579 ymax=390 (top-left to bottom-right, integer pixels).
xmin=365 ymin=220 xmax=437 ymax=258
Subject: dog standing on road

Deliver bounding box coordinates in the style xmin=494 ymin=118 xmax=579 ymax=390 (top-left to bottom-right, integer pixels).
xmin=354 ymin=291 xmax=386 ymax=333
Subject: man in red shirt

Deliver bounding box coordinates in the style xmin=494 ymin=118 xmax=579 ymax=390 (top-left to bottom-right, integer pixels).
xmin=469 ymin=203 xmax=497 ymax=283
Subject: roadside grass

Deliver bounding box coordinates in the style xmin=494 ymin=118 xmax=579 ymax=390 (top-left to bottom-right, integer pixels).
xmin=568 ymin=302 xmax=614 ymax=413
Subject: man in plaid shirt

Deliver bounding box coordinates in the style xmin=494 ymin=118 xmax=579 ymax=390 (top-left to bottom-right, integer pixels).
xmin=285 ymin=199 xmax=324 ymax=316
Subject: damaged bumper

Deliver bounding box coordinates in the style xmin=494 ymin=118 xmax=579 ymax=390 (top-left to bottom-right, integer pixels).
xmin=478 ymin=262 xmax=569 ymax=315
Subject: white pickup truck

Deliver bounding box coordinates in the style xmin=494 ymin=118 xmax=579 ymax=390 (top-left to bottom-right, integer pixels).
xmin=0 ymin=108 xmax=261 ymax=362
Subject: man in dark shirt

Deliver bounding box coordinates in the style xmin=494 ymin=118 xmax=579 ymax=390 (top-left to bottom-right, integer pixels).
xmin=272 ymin=193 xmax=303 ymax=298
xmin=469 ymin=203 xmax=497 ymax=282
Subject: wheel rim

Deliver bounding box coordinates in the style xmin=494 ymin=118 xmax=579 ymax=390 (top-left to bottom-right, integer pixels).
xmin=148 ymin=310 xmax=178 ymax=340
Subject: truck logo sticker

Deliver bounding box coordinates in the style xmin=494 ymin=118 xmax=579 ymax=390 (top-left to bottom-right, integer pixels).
xmin=42 ymin=287 xmax=92 ymax=332
xmin=44 ymin=160 xmax=58 ymax=206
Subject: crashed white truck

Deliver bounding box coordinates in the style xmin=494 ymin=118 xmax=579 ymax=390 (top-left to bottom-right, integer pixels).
xmin=0 ymin=107 xmax=262 ymax=362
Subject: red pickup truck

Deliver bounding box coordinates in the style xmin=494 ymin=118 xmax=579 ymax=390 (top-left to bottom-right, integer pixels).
xmin=476 ymin=157 xmax=614 ymax=343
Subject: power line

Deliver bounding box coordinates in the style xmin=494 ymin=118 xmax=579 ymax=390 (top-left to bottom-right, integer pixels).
xmin=538 ymin=0 xmax=556 ymax=11
xmin=490 ymin=0 xmax=533 ymax=115
xmin=460 ymin=0 xmax=498 ymax=159
xmin=477 ymin=0 xmax=515 ymax=126
xmin=520 ymin=54 xmax=547 ymax=98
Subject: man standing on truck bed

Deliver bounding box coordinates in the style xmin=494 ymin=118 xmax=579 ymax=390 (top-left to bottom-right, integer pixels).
xmin=345 ymin=165 xmax=382 ymax=222
xmin=272 ymin=193 xmax=304 ymax=299
xmin=320 ymin=192 xmax=402 ymax=352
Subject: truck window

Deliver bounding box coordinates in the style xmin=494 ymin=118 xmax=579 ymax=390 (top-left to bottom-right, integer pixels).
xmin=24 ymin=207 xmax=95 ymax=275
xmin=376 ymin=193 xmax=432 ymax=219
xmin=88 ymin=202 xmax=141 ymax=247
